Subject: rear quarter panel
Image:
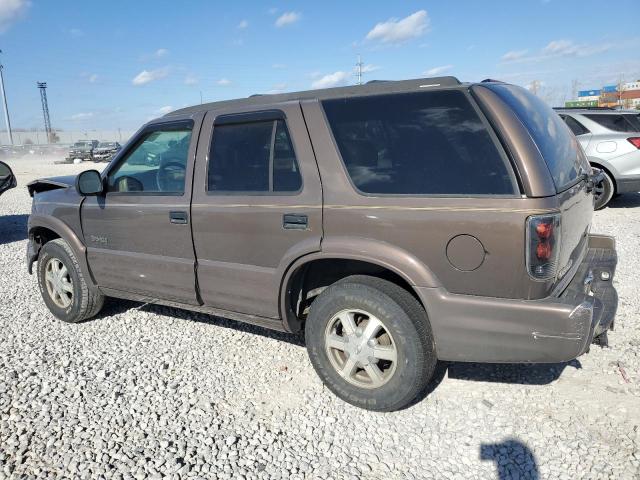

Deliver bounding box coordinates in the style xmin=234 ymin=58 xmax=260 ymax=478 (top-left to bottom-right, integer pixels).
xmin=302 ymin=100 xmax=560 ymax=300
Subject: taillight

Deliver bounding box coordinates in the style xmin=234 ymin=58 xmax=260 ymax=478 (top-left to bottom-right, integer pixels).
xmin=526 ymin=214 xmax=561 ymax=280
xmin=627 ymin=137 xmax=640 ymax=149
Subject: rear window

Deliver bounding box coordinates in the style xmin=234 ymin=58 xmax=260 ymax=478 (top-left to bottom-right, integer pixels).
xmin=486 ymin=84 xmax=588 ymax=192
xmin=584 ymin=114 xmax=640 ymax=133
xmin=561 ymin=115 xmax=590 ymax=136
xmin=322 ymin=90 xmax=515 ymax=195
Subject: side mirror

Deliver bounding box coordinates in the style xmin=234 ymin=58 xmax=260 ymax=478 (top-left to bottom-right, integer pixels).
xmin=0 ymin=160 xmax=16 ymax=196
xmin=76 ymin=169 xmax=103 ymax=196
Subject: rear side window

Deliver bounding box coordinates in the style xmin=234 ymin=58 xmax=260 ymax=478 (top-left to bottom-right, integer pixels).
xmin=584 ymin=114 xmax=640 ymax=133
xmin=208 ymin=119 xmax=302 ymax=193
xmin=486 ymin=84 xmax=588 ymax=192
xmin=322 ymin=91 xmax=515 ymax=195
xmin=562 ymin=115 xmax=590 ymax=136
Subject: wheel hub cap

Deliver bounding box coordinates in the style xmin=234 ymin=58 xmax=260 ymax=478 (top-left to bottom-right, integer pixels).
xmin=324 ymin=309 xmax=398 ymax=389
xmin=44 ymin=258 xmax=74 ymax=309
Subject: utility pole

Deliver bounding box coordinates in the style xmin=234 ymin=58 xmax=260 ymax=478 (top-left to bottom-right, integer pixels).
xmin=355 ymin=54 xmax=364 ymax=85
xmin=37 ymin=82 xmax=52 ymax=143
xmin=0 ymin=51 xmax=13 ymax=145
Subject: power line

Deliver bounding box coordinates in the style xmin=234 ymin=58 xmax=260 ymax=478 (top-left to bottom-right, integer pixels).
xmin=0 ymin=50 xmax=13 ymax=145
xmin=37 ymin=82 xmax=52 ymax=143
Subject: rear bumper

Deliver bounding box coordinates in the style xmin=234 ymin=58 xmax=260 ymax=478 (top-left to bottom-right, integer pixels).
xmin=419 ymin=234 xmax=617 ymax=363
xmin=616 ymin=174 xmax=640 ymax=194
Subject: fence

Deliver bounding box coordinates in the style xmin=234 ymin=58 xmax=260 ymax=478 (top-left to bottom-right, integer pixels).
xmin=0 ymin=129 xmax=136 ymax=146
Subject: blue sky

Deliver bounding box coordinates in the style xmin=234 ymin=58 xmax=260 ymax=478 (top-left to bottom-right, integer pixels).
xmin=1 ymin=0 xmax=639 ymax=131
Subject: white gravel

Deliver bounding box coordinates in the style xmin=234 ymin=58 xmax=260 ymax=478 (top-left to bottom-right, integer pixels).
xmin=1 ymin=156 xmax=639 ymax=480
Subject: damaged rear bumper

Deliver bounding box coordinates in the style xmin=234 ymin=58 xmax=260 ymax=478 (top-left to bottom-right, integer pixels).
xmin=417 ymin=234 xmax=618 ymax=363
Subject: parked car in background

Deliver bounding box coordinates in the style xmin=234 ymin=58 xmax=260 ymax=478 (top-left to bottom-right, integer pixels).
xmin=555 ymin=108 xmax=640 ymax=209
xmin=66 ymin=140 xmax=99 ymax=162
xmin=0 ymin=161 xmax=16 ymax=197
xmin=27 ymin=77 xmax=617 ymax=411
xmin=93 ymin=142 xmax=122 ymax=162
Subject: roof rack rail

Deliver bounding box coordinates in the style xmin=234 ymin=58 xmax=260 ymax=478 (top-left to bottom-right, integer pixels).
xmin=481 ymin=78 xmax=505 ymax=83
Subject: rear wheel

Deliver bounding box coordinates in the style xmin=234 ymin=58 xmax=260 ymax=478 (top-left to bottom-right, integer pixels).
xmin=593 ymin=170 xmax=615 ymax=210
xmin=305 ymin=275 xmax=436 ymax=411
xmin=37 ymin=238 xmax=104 ymax=323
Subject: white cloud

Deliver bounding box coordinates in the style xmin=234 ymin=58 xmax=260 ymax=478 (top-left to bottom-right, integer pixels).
xmin=267 ymin=83 xmax=288 ymax=94
xmin=268 ymin=7 xmax=278 ymax=15
xmin=272 ymin=63 xmax=287 ymax=69
xmin=502 ymin=50 xmax=529 ymax=62
xmin=88 ymin=73 xmax=99 ymax=83
xmin=0 ymin=0 xmax=29 ymax=33
xmin=154 ymin=48 xmax=169 ymax=58
xmin=275 ymin=11 xmax=301 ymax=28
xmin=424 ymin=64 xmax=453 ymax=76
xmin=217 ymin=78 xmax=232 ymax=86
xmin=184 ymin=74 xmax=199 ymax=85
xmin=502 ymin=39 xmax=612 ymax=64
xmin=365 ymin=10 xmax=429 ymax=45
xmin=312 ymin=71 xmax=350 ymax=89
xmin=70 ymin=112 xmax=93 ymax=121
xmin=132 ymin=67 xmax=169 ymax=86
xmin=156 ymin=106 xmax=173 ymax=115
xmin=237 ymin=19 xmax=248 ymax=29
xmin=360 ymin=64 xmax=380 ymax=73
xmin=69 ymin=28 xmax=83 ymax=37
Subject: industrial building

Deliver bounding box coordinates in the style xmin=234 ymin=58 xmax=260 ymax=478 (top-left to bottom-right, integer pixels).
xmin=565 ymin=81 xmax=640 ymax=109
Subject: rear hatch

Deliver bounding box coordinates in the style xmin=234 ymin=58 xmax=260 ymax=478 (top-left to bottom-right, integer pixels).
xmin=483 ymin=83 xmax=593 ymax=286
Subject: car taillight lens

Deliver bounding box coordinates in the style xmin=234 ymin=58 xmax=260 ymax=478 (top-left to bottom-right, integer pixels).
xmin=627 ymin=137 xmax=640 ymax=149
xmin=526 ymin=213 xmax=561 ymax=280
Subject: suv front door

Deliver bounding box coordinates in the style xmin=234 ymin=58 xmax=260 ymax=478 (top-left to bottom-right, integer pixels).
xmin=80 ymin=116 xmax=202 ymax=304
xmin=191 ymin=103 xmax=322 ymax=318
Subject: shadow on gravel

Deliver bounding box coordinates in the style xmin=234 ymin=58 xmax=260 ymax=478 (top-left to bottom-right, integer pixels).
xmin=481 ymin=438 xmax=539 ymax=480
xmin=93 ymin=298 xmax=305 ymax=347
xmin=0 ymin=214 xmax=28 ymax=245
xmin=607 ymin=192 xmax=640 ymax=209
xmin=445 ymin=359 xmax=581 ymax=385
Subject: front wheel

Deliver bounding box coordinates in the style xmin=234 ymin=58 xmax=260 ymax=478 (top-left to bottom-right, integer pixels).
xmin=37 ymin=238 xmax=104 ymax=323
xmin=594 ymin=170 xmax=615 ymax=210
xmin=305 ymin=275 xmax=437 ymax=411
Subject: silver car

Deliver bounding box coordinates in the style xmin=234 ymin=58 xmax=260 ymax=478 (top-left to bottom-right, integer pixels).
xmin=556 ymin=108 xmax=640 ymax=209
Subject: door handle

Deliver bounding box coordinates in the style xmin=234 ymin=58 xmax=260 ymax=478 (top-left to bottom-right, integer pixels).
xmin=169 ymin=211 xmax=189 ymax=224
xmin=283 ymin=213 xmax=308 ymax=230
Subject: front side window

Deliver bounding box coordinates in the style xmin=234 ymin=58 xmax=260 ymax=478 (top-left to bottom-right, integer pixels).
xmin=208 ymin=119 xmax=301 ymax=193
xmin=107 ymin=126 xmax=192 ymax=194
xmin=322 ymin=90 xmax=515 ymax=195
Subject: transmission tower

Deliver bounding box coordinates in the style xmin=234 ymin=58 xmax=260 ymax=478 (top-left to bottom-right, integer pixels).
xmin=355 ymin=55 xmax=364 ymax=85
xmin=37 ymin=82 xmax=52 ymax=143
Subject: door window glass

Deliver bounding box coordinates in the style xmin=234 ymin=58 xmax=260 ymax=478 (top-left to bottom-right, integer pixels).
xmin=563 ymin=116 xmax=590 ymax=136
xmin=208 ymin=119 xmax=301 ymax=193
xmin=107 ymin=127 xmax=192 ymax=194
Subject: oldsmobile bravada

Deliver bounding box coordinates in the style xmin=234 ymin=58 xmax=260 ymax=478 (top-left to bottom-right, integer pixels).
xmin=27 ymin=77 xmax=618 ymax=411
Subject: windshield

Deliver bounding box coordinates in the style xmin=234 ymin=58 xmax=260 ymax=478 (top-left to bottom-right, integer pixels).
xmin=485 ymin=83 xmax=589 ymax=192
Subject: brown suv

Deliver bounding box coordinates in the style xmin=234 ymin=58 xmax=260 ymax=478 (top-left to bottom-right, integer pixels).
xmin=27 ymin=77 xmax=618 ymax=411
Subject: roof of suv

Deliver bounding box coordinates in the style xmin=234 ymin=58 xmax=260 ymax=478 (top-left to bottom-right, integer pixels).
xmin=168 ymin=76 xmax=467 ymax=116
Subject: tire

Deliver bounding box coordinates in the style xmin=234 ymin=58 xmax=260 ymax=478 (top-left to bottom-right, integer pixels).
xmin=305 ymin=275 xmax=437 ymax=411
xmin=37 ymin=238 xmax=104 ymax=323
xmin=594 ymin=170 xmax=615 ymax=210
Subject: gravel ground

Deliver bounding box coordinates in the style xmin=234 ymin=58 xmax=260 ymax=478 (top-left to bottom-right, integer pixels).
xmin=1 ymin=156 xmax=639 ymax=480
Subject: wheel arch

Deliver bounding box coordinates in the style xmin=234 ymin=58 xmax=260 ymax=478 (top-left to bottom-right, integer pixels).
xmin=28 ymin=215 xmax=95 ymax=286
xmin=279 ymin=242 xmax=440 ymax=333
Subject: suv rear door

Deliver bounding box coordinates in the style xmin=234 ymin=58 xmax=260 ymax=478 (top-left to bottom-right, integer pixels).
xmin=191 ymin=103 xmax=322 ymax=318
